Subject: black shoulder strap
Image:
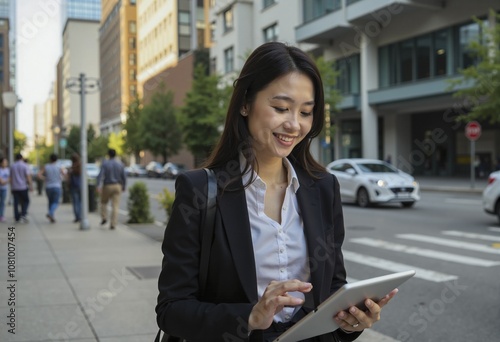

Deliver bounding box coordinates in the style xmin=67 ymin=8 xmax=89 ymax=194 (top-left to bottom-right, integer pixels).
xmin=199 ymin=168 xmax=217 ymax=297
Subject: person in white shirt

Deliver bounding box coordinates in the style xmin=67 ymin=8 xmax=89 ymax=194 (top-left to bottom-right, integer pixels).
xmin=156 ymin=42 xmax=397 ymax=342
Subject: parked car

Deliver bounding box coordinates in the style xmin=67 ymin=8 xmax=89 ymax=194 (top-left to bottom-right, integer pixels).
xmin=125 ymin=164 xmax=147 ymax=177
xmin=162 ymin=162 xmax=186 ymax=179
xmin=86 ymin=163 xmax=100 ymax=179
xmin=326 ymin=158 xmax=420 ymax=208
xmin=483 ymin=171 xmax=500 ymax=224
xmin=145 ymin=161 xmax=164 ymax=178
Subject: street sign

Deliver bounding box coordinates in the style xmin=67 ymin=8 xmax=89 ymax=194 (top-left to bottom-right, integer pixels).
xmin=465 ymin=121 xmax=481 ymax=141
xmin=59 ymin=138 xmax=67 ymax=148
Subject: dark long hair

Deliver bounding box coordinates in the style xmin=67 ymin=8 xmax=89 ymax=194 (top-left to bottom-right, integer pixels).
xmin=203 ymin=42 xmax=326 ymax=185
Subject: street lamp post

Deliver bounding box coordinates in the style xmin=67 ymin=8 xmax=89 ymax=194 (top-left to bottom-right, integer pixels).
xmin=2 ymin=92 xmax=19 ymax=168
xmin=66 ymin=73 xmax=100 ymax=230
xmin=52 ymin=124 xmax=60 ymax=154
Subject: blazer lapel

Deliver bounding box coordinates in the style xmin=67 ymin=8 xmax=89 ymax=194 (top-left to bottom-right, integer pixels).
xmin=218 ymin=184 xmax=259 ymax=303
xmin=295 ymin=169 xmax=325 ymax=306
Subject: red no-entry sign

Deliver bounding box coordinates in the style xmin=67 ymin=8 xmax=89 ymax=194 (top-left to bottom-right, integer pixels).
xmin=465 ymin=121 xmax=481 ymax=141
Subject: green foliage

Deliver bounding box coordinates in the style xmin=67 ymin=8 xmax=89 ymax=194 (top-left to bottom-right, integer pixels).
xmin=64 ymin=124 xmax=109 ymax=162
xmin=140 ymin=89 xmax=182 ymax=161
xmin=158 ymin=187 xmax=175 ymax=222
xmin=123 ymin=97 xmax=144 ymax=158
xmin=14 ymin=130 xmax=27 ymax=155
xmin=448 ymin=10 xmax=500 ymax=123
xmin=127 ymin=182 xmax=154 ymax=223
xmin=108 ymin=131 xmax=125 ymax=156
xmin=179 ymin=63 xmax=230 ymax=163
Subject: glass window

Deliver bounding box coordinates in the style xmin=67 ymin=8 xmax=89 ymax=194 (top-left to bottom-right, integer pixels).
xmin=129 ymin=37 xmax=136 ymax=50
xmin=129 ymin=53 xmax=136 ymax=66
xmin=0 ymin=34 xmax=3 ymax=48
xmin=224 ymin=47 xmax=234 ymax=73
xmin=129 ymin=69 xmax=136 ymax=81
xmin=400 ymin=40 xmax=414 ymax=82
xmin=388 ymin=44 xmax=399 ymax=85
xmin=223 ymin=8 xmax=233 ymax=32
xmin=130 ymin=0 xmax=136 ymax=4
xmin=263 ymin=0 xmax=276 ymax=9
xmin=416 ymin=35 xmax=431 ymax=80
xmin=179 ymin=11 xmax=190 ymax=24
xmin=336 ymin=55 xmax=360 ymax=95
xmin=129 ymin=20 xmax=136 ymax=33
xmin=263 ymin=24 xmax=278 ymax=42
xmin=179 ymin=25 xmax=190 ymax=35
xmin=458 ymin=22 xmax=480 ymax=69
xmin=303 ymin=0 xmax=340 ymax=23
xmin=130 ymin=85 xmax=137 ymax=98
xmin=434 ymin=30 xmax=448 ymax=76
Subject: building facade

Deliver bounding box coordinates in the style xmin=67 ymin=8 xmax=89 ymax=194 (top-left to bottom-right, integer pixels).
xmin=0 ymin=0 xmax=12 ymax=159
xmin=99 ymin=0 xmax=138 ymax=135
xmin=296 ymin=0 xmax=499 ymax=176
xmin=210 ymin=0 xmax=499 ymax=177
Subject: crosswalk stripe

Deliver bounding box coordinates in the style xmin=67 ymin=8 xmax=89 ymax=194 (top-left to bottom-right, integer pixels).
xmin=343 ymin=251 xmax=457 ymax=282
xmin=397 ymin=234 xmax=500 ymax=255
xmin=350 ymin=238 xmax=500 ymax=267
xmin=442 ymin=230 xmax=500 ymax=242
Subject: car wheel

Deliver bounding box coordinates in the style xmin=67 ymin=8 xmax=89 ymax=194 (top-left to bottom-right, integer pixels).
xmin=357 ymin=187 xmax=370 ymax=208
xmin=401 ymin=202 xmax=415 ymax=208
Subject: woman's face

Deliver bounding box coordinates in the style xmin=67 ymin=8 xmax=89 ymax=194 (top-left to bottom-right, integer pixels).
xmin=244 ymin=72 xmax=315 ymax=162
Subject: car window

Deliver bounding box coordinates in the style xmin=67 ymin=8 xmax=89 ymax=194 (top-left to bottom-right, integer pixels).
xmin=357 ymin=163 xmax=397 ymax=173
xmin=331 ymin=163 xmax=354 ymax=172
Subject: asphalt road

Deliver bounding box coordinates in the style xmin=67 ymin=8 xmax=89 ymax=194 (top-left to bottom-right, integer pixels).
xmin=117 ymin=177 xmax=500 ymax=341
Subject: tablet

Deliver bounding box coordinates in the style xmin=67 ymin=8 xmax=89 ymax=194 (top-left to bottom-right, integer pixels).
xmin=273 ymin=270 xmax=416 ymax=342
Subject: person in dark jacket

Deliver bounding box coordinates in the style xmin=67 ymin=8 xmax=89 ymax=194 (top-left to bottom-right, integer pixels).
xmin=156 ymin=42 xmax=397 ymax=342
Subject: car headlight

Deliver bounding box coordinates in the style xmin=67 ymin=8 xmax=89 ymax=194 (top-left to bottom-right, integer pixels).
xmin=369 ymin=179 xmax=388 ymax=187
xmin=412 ymin=181 xmax=419 ymax=187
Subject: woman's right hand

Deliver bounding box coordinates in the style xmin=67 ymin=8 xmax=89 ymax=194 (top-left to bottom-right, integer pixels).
xmin=248 ymin=279 xmax=313 ymax=331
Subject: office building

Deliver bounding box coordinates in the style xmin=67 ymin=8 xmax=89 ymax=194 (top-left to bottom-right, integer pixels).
xmin=99 ymin=0 xmax=138 ymax=134
xmin=60 ymin=0 xmax=101 ymax=131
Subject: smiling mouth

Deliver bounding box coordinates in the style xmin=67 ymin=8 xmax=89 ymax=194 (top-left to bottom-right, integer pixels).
xmin=274 ymin=133 xmax=297 ymax=142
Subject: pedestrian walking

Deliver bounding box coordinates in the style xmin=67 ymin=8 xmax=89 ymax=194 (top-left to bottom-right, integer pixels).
xmin=10 ymin=153 xmax=33 ymax=223
xmin=68 ymin=153 xmax=82 ymax=223
xmin=156 ymin=42 xmax=397 ymax=341
xmin=96 ymin=149 xmax=126 ymax=230
xmin=0 ymin=157 xmax=10 ymax=222
xmin=38 ymin=153 xmax=64 ymax=223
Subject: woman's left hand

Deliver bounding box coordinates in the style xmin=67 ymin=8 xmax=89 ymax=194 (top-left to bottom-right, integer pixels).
xmin=334 ymin=288 xmax=398 ymax=332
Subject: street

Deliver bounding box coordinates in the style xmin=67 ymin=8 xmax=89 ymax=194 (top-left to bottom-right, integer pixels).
xmin=116 ymin=178 xmax=500 ymax=341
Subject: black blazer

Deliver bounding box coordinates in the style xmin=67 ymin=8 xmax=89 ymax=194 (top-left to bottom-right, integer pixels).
xmin=156 ymin=161 xmax=362 ymax=342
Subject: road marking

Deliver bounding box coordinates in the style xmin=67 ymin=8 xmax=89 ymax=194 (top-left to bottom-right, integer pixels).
xmin=343 ymin=251 xmax=457 ymax=282
xmin=397 ymin=234 xmax=500 ymax=255
xmin=442 ymin=230 xmax=500 ymax=242
xmin=444 ymin=198 xmax=482 ymax=205
xmin=350 ymin=238 xmax=500 ymax=267
xmin=489 ymin=227 xmax=500 ymax=233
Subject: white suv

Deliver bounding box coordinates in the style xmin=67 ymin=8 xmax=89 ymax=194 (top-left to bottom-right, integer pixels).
xmin=483 ymin=171 xmax=500 ymax=224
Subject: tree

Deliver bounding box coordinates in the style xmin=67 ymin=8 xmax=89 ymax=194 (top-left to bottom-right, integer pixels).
xmin=314 ymin=55 xmax=342 ymax=160
xmin=123 ymin=97 xmax=144 ymax=160
xmin=63 ymin=124 xmax=108 ymax=162
xmin=140 ymin=89 xmax=181 ymax=162
xmin=179 ymin=63 xmax=230 ymax=163
xmin=108 ymin=131 xmax=125 ymax=156
xmin=13 ymin=130 xmax=27 ymax=155
xmin=448 ymin=10 xmax=500 ymax=123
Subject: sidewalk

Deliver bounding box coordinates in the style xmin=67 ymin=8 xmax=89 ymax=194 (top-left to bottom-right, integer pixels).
xmin=3 ymin=183 xmax=478 ymax=342
xmin=416 ymin=176 xmax=488 ymax=194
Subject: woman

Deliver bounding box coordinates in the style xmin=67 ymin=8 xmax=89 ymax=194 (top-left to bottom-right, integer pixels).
xmin=0 ymin=157 xmax=9 ymax=222
xmin=38 ymin=153 xmax=64 ymax=223
xmin=156 ymin=42 xmax=397 ymax=341
xmin=68 ymin=153 xmax=82 ymax=223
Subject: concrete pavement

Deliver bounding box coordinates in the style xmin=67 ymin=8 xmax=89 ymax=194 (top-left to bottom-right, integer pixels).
xmin=0 ymin=177 xmax=485 ymax=341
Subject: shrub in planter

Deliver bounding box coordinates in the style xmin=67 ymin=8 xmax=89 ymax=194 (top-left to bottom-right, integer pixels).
xmin=127 ymin=182 xmax=154 ymax=223
xmin=158 ymin=188 xmax=175 ymax=222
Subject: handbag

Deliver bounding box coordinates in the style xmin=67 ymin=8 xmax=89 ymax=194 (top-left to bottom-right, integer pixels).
xmin=154 ymin=168 xmax=217 ymax=342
